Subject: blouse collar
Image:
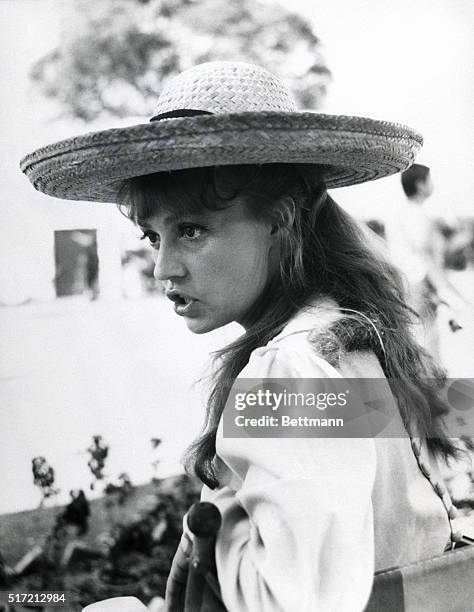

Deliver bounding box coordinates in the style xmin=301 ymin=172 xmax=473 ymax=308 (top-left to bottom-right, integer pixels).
xmin=269 ymin=296 xmax=342 ymax=345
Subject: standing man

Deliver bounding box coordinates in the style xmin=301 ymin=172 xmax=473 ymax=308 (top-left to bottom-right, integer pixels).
xmin=387 ymin=164 xmax=471 ymax=360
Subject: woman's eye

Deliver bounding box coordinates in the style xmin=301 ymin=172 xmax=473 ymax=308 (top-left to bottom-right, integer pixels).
xmin=180 ymin=225 xmax=205 ymax=240
xmin=140 ymin=231 xmax=160 ymax=246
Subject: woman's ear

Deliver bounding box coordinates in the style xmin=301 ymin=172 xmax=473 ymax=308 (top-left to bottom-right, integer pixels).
xmin=270 ymin=196 xmax=296 ymax=235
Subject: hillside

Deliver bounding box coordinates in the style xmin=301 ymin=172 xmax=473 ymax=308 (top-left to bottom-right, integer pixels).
xmin=0 ymin=475 xmax=200 ymax=567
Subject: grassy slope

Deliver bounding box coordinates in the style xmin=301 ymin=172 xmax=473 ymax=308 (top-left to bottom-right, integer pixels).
xmin=0 ymin=476 xmax=199 ymax=567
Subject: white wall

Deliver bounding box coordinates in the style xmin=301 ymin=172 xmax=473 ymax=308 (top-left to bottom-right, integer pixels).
xmin=0 ymin=0 xmax=141 ymax=303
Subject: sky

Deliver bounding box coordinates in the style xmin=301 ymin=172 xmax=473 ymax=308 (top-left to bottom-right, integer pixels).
xmin=1 ymin=0 xmax=473 ymax=225
xmin=276 ymin=0 xmax=474 ymax=219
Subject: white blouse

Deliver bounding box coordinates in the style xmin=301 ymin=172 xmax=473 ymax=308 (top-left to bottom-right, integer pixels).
xmin=199 ymin=301 xmax=452 ymax=612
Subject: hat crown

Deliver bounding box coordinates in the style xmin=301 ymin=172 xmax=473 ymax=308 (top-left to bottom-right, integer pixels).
xmin=152 ymin=61 xmax=298 ymax=118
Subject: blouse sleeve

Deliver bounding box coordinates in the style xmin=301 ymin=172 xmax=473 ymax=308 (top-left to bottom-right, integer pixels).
xmin=202 ymin=344 xmax=377 ymax=612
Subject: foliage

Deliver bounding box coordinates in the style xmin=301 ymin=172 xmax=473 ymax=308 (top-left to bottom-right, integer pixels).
xmin=89 ymin=475 xmax=200 ymax=602
xmin=104 ymin=473 xmax=134 ymax=506
xmin=86 ymin=435 xmax=109 ymax=490
xmin=31 ymin=456 xmax=59 ymax=507
xmin=5 ymin=476 xmax=200 ymax=609
xmin=31 ymin=0 xmax=330 ymax=121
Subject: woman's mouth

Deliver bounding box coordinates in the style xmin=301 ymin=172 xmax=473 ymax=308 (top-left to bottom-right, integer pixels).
xmin=166 ymin=292 xmax=198 ymax=316
xmin=174 ymin=297 xmax=197 ymax=316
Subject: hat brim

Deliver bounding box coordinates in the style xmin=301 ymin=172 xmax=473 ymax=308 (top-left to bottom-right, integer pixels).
xmin=20 ymin=112 xmax=423 ymax=203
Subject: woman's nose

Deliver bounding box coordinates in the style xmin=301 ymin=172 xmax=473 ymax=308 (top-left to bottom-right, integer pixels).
xmin=153 ymin=243 xmax=187 ymax=281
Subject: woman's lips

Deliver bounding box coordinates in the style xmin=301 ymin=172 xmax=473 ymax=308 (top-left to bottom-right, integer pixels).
xmin=165 ymin=291 xmax=200 ymax=316
xmin=174 ymin=298 xmax=198 ymax=316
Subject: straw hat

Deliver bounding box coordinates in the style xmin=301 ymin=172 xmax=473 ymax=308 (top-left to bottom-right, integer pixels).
xmin=20 ymin=61 xmax=423 ymax=203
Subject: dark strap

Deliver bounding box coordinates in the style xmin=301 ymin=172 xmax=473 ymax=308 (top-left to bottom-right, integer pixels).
xmin=150 ymin=109 xmax=213 ymax=122
xmin=184 ymin=503 xmax=225 ymax=612
xmin=164 ymin=502 xmax=226 ymax=612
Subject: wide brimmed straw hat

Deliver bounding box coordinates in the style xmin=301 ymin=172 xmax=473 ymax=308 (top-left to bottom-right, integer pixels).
xmin=20 ymin=61 xmax=423 ymax=203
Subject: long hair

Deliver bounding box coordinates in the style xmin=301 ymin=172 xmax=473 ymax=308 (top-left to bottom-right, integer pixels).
xmin=118 ymin=164 xmax=460 ymax=489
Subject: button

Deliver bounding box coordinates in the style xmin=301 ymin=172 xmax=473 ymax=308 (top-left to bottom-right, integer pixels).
xmin=434 ymin=482 xmax=446 ymax=496
xmin=442 ymin=492 xmax=453 ymax=508
xmin=448 ymin=505 xmax=458 ymax=520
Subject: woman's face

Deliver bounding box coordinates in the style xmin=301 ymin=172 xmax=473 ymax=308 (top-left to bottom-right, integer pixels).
xmin=138 ymin=198 xmax=277 ymax=333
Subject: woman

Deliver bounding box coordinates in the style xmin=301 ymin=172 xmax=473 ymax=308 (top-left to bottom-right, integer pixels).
xmin=21 ymin=62 xmax=461 ymax=611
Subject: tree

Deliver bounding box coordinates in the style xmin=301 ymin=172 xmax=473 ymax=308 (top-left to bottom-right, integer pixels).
xmin=31 ymin=0 xmax=330 ymax=121
xmin=86 ymin=435 xmax=109 ymax=490
xmin=32 ymin=456 xmax=59 ymax=507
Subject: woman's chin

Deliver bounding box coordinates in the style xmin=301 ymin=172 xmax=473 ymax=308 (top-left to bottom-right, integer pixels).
xmin=183 ymin=317 xmax=217 ymax=334
xmin=183 ymin=315 xmax=229 ymax=335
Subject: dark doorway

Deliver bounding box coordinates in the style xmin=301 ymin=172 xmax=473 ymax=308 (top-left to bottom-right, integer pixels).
xmin=54 ymin=230 xmax=99 ymax=298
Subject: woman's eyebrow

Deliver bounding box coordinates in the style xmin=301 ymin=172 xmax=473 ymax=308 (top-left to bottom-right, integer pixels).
xmin=137 ymin=214 xmax=178 ymax=229
xmin=137 ymin=210 xmax=211 ymax=230
xmin=137 ymin=220 xmax=153 ymax=229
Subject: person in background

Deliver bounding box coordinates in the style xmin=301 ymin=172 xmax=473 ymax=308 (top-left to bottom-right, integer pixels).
xmin=61 ymin=489 xmax=91 ymax=536
xmin=386 ymin=164 xmax=473 ymax=360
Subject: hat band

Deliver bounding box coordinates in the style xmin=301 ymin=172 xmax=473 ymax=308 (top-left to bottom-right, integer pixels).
xmin=150 ymin=109 xmax=213 ymax=122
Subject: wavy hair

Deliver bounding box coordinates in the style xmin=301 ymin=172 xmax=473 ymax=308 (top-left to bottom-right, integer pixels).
xmin=118 ymin=164 xmax=460 ymax=489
